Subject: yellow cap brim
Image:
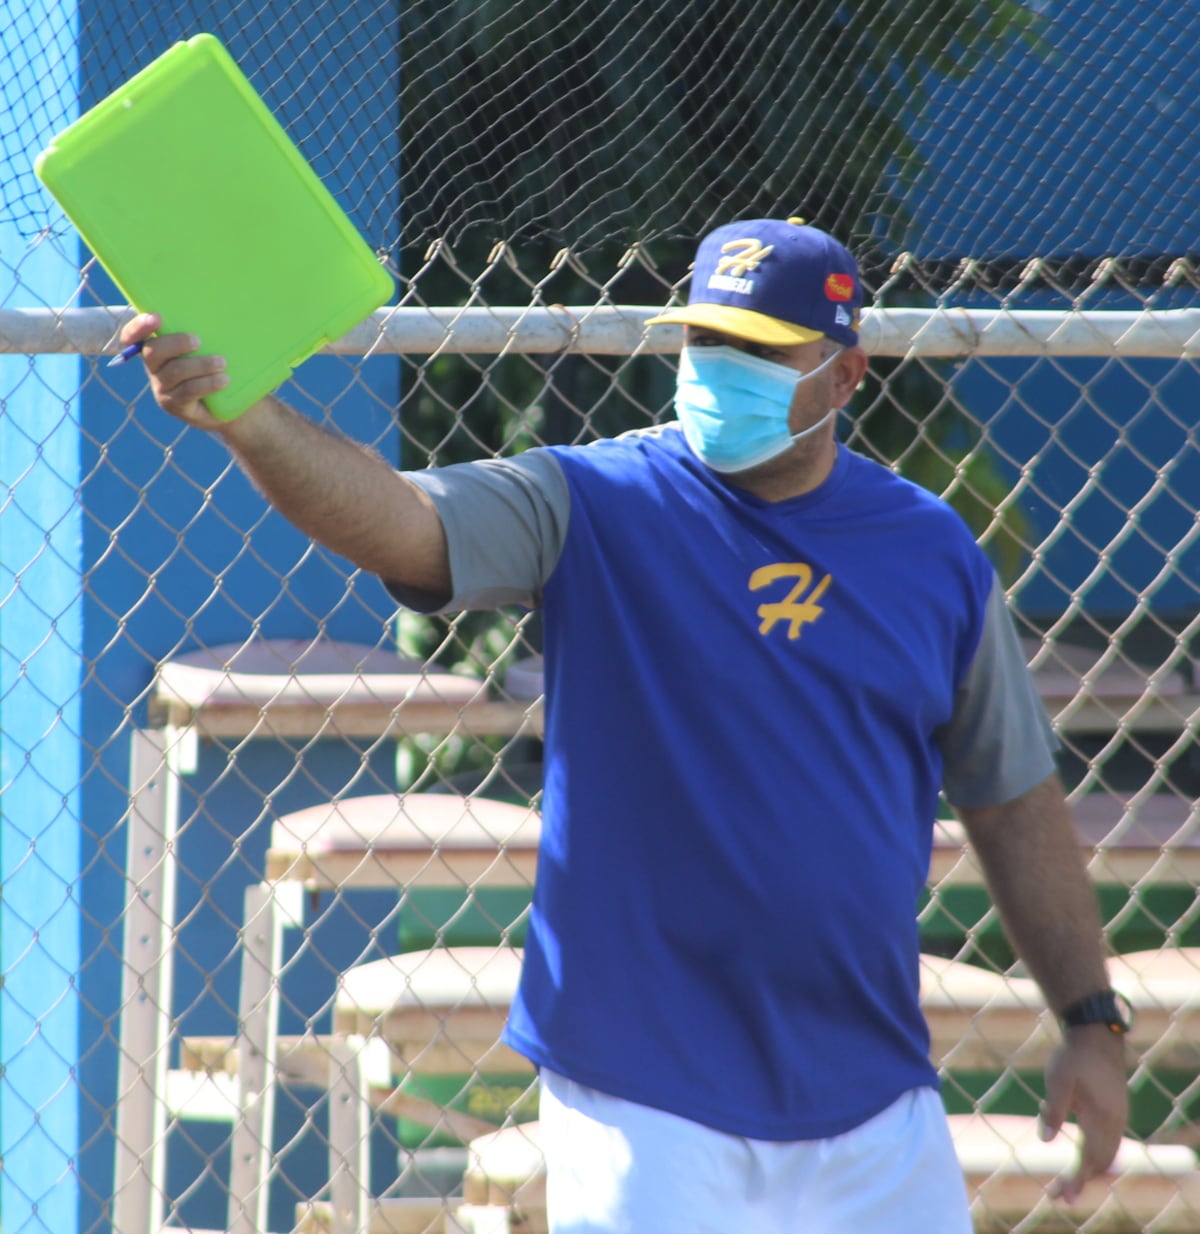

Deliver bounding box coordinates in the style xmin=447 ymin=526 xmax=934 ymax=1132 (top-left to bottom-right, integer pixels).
xmin=645 ymin=303 xmax=826 ymax=346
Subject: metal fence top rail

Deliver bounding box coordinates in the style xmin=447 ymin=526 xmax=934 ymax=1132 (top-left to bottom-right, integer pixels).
xmin=4 ymin=305 xmax=1200 ymax=358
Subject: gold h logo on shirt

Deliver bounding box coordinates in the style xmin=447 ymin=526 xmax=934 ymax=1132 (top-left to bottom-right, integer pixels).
xmin=715 ymin=239 xmax=775 ymax=278
xmin=749 ymin=563 xmax=833 ymax=640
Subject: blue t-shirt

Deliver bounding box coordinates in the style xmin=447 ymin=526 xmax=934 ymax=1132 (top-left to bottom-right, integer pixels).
xmin=404 ymin=427 xmax=1057 ymax=1140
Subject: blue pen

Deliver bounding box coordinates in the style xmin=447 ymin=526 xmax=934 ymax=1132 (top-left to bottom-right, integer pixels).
xmin=108 ymin=340 xmax=144 ymax=367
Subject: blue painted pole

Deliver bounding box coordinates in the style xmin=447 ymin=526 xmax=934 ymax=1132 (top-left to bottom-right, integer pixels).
xmin=0 ymin=13 xmax=82 ymax=1234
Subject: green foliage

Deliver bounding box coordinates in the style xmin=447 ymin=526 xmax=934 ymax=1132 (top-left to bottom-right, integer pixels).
xmin=852 ymin=355 xmax=1032 ymax=583
xmin=393 ymin=606 xmax=543 ymax=791
xmin=397 ymin=0 xmax=1043 ymax=253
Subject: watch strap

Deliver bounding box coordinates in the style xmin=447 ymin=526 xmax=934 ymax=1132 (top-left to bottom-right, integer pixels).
xmin=1060 ymin=989 xmax=1133 ymax=1034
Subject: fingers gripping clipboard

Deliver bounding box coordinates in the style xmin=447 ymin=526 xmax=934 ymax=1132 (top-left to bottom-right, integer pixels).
xmin=34 ymin=33 xmax=394 ymax=420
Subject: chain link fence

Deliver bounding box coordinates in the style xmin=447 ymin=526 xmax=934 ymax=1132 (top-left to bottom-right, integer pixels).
xmin=3 ymin=2 xmax=1199 ymax=1233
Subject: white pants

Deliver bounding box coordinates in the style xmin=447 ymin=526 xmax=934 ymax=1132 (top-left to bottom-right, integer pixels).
xmin=539 ymin=1071 xmax=972 ymax=1234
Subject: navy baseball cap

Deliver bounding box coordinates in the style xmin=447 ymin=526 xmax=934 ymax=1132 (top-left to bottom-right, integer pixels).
xmin=647 ymin=217 xmax=863 ymax=348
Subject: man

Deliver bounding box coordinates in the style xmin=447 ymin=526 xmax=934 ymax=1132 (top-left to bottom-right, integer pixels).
xmin=125 ymin=217 xmax=1129 ymax=1233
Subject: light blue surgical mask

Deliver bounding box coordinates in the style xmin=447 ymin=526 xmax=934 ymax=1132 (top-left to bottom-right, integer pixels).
xmin=674 ymin=344 xmax=841 ymax=474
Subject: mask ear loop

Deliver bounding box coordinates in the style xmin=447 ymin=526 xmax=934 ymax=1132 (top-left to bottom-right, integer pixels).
xmin=784 ymin=406 xmax=838 ymax=446
xmin=782 ymin=346 xmax=845 ymax=447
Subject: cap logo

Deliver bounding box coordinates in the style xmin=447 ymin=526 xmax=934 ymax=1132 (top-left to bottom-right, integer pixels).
xmin=825 ymin=273 xmax=854 ymax=302
xmin=715 ymin=239 xmax=774 ymax=277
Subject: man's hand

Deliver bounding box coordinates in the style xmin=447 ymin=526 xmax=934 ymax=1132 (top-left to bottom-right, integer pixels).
xmin=1039 ymin=1024 xmax=1130 ymax=1203
xmin=120 ymin=312 xmax=232 ymax=431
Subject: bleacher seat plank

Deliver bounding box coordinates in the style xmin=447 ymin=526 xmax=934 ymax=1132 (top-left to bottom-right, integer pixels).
xmin=952 ymin=1113 xmax=1200 ymax=1233
xmin=929 ymin=793 xmax=1200 ymax=887
xmin=334 ymin=948 xmax=530 ymax=1075
xmin=294 ymin=1196 xmax=452 ymax=1234
xmin=153 ymin=636 xmax=542 ymax=739
xmin=265 ymin=793 xmax=539 ymax=889
xmin=1023 ymin=637 xmax=1194 ymax=735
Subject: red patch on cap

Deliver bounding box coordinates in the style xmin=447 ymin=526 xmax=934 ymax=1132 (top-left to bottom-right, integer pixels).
xmin=825 ymin=273 xmax=854 ymax=302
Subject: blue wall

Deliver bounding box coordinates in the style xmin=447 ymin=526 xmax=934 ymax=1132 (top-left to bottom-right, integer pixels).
xmin=899 ymin=0 xmax=1200 ymax=617
xmin=952 ymin=289 xmax=1200 ymax=617
xmin=6 ymin=5 xmax=402 ymax=1233
xmin=904 ymin=0 xmax=1200 ymax=261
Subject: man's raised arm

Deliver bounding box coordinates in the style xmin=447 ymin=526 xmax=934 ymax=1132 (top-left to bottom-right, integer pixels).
xmin=123 ymin=312 xmax=451 ymax=604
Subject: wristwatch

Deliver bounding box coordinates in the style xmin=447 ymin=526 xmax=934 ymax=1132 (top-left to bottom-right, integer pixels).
xmin=1060 ymin=989 xmax=1134 ymax=1035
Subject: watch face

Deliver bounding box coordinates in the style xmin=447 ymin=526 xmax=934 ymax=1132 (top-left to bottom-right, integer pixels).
xmin=1112 ymin=992 xmax=1135 ymax=1033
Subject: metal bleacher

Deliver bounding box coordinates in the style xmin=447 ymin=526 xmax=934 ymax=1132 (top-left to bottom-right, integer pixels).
xmin=118 ymin=637 xmax=1200 ymax=1234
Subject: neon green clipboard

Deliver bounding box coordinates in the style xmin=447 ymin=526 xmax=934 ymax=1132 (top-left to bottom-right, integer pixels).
xmin=34 ymin=33 xmax=394 ymax=420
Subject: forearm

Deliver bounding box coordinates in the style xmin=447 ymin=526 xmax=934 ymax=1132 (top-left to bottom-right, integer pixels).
xmin=220 ymin=394 xmax=451 ymax=598
xmin=956 ymin=774 xmax=1110 ymax=1012
xmin=960 ymin=776 xmax=1130 ymax=1194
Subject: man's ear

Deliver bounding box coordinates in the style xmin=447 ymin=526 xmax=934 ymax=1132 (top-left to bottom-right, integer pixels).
xmin=833 ymin=346 xmax=869 ymax=405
